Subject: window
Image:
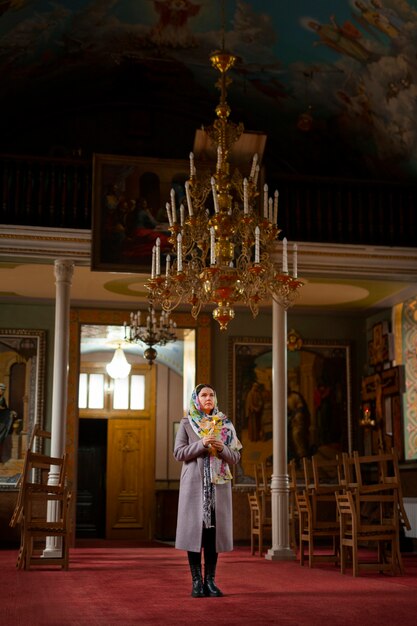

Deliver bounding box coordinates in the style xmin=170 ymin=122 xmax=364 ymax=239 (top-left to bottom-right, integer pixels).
xmin=79 ymin=373 xmax=105 ymax=409
xmin=78 ymin=370 xmax=146 ymax=414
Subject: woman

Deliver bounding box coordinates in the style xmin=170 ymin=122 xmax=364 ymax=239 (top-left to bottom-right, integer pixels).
xmin=174 ymin=384 xmax=242 ymax=598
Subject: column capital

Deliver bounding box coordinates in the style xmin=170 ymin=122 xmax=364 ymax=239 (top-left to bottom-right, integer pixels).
xmin=54 ymin=259 xmax=74 ymax=284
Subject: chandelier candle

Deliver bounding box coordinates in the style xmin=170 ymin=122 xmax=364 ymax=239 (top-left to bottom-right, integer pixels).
xmin=166 ymin=202 xmax=173 ymax=227
xmin=283 ymin=237 xmax=288 ymax=274
xmin=185 ymin=181 xmax=193 ymax=216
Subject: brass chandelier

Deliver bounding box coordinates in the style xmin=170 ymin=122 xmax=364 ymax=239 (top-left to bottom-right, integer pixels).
xmin=125 ymin=305 xmax=177 ymax=365
xmin=146 ymin=50 xmax=303 ymax=330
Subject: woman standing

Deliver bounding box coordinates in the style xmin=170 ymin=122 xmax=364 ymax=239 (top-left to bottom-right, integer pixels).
xmin=174 ymin=384 xmax=242 ymax=598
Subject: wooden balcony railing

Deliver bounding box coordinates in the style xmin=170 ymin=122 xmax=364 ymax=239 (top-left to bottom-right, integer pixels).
xmin=1 ymin=154 xmax=416 ymax=247
xmin=275 ymin=175 xmax=417 ymax=247
xmin=1 ymin=154 xmax=92 ymax=229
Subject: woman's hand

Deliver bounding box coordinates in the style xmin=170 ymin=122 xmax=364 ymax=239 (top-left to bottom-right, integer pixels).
xmin=202 ymin=435 xmax=224 ymax=452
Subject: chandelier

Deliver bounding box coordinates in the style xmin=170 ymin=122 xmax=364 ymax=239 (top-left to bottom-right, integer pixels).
xmin=125 ymin=305 xmax=177 ymax=365
xmin=106 ymin=344 xmax=131 ymax=379
xmin=146 ymin=49 xmax=303 ymax=330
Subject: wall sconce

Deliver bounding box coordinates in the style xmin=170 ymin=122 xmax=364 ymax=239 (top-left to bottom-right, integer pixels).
xmin=106 ymin=345 xmax=131 ymax=379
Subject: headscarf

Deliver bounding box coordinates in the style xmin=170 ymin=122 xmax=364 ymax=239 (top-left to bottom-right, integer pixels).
xmin=188 ymin=384 xmax=242 ymax=485
xmin=188 ymin=384 xmax=242 ymax=528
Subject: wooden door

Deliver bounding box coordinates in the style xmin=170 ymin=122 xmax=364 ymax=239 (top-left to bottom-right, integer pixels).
xmin=78 ymin=360 xmax=156 ymax=540
xmin=106 ymin=413 xmax=155 ymax=540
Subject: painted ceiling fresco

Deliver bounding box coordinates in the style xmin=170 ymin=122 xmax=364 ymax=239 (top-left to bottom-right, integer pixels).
xmin=1 ymin=0 xmax=417 ymax=181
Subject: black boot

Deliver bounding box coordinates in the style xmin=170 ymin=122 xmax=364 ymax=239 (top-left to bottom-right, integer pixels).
xmin=190 ymin=563 xmax=205 ymax=598
xmin=204 ymin=562 xmax=224 ymax=597
xmin=188 ymin=552 xmax=205 ymax=598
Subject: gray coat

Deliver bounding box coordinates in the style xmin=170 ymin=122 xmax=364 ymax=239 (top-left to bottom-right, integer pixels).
xmin=174 ymin=417 xmax=241 ymax=553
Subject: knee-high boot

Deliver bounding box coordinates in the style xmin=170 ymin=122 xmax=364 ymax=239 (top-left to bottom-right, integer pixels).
xmin=187 ymin=551 xmax=205 ymax=598
xmin=204 ymin=552 xmax=223 ymax=597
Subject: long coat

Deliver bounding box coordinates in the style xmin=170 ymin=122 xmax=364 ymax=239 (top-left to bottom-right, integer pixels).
xmin=174 ymin=416 xmax=241 ymax=553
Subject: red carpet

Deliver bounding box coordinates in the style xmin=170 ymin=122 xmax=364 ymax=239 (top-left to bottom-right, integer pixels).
xmin=1 ymin=542 xmax=416 ymax=626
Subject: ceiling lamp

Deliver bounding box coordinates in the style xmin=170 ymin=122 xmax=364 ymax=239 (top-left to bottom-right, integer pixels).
xmin=125 ymin=305 xmax=177 ymax=366
xmin=146 ymin=49 xmax=303 ymax=330
xmin=106 ymin=345 xmax=131 ymax=379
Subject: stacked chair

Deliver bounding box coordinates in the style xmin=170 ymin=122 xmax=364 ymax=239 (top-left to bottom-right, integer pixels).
xmin=9 ymin=427 xmax=71 ymax=570
xmin=294 ymin=448 xmax=409 ymax=577
xmin=247 ymin=462 xmax=272 ymax=556
xmin=296 ymin=455 xmax=342 ymax=567
xmin=336 ymin=448 xmax=410 ymax=577
xmin=248 ymin=461 xmax=304 ymax=556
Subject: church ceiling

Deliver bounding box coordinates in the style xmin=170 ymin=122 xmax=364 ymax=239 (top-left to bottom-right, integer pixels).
xmin=0 ymin=1 xmax=416 ymax=181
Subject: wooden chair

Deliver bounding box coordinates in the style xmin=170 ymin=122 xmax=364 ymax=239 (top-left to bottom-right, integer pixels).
xmin=254 ymin=461 xmax=271 ymax=502
xmin=296 ymin=490 xmax=340 ymax=568
xmin=312 ymin=454 xmax=343 ymax=494
xmin=288 ymin=459 xmax=302 ymax=550
xmin=21 ymin=486 xmax=72 ymax=570
xmin=11 ymin=450 xmax=68 ymax=569
xmin=302 ymin=457 xmax=314 ymax=493
xmin=349 ymin=450 xmax=407 ymax=574
xmin=340 ymin=451 xmax=356 ymax=490
xmin=248 ymin=491 xmax=272 ymax=557
xmin=353 ymin=448 xmax=411 ymax=534
xmin=9 ymin=427 xmax=52 ymax=529
xmin=253 ymin=461 xmax=272 ymax=533
xmin=336 ymin=490 xmax=400 ymax=577
xmin=28 ymin=426 xmax=52 ymax=454
xmin=254 ymin=462 xmax=270 ymax=494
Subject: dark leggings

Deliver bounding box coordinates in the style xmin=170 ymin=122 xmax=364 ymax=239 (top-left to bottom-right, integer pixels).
xmin=188 ymin=527 xmax=217 ymax=568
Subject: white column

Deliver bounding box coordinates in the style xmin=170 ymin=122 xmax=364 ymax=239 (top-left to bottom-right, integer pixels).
xmin=44 ymin=259 xmax=74 ymax=558
xmin=265 ymin=300 xmax=295 ymax=560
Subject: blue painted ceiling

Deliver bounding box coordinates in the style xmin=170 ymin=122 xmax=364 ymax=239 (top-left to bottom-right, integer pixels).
xmin=1 ymin=0 xmax=416 ymax=181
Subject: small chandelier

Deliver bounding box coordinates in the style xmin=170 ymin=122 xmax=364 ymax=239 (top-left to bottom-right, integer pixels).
xmin=125 ymin=305 xmax=177 ymax=365
xmin=106 ymin=344 xmax=131 ymax=379
xmin=146 ymin=49 xmax=303 ymax=330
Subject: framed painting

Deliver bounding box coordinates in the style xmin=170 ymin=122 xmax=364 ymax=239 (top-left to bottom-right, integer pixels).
xmin=91 ymin=153 xmax=189 ymax=273
xmin=228 ymin=336 xmax=352 ymax=487
xmin=0 ymin=329 xmax=46 ymax=489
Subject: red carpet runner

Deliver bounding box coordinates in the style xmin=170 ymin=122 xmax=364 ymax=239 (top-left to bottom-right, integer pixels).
xmin=1 ymin=542 xmax=416 ymax=625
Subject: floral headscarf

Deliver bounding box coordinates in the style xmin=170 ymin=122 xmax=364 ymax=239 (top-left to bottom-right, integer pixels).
xmin=188 ymin=384 xmax=242 ymax=485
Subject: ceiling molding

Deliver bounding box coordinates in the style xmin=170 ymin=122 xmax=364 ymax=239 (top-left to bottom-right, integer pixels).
xmin=1 ymin=227 xmax=417 ymax=284
xmin=0 ymin=226 xmax=91 ymax=263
